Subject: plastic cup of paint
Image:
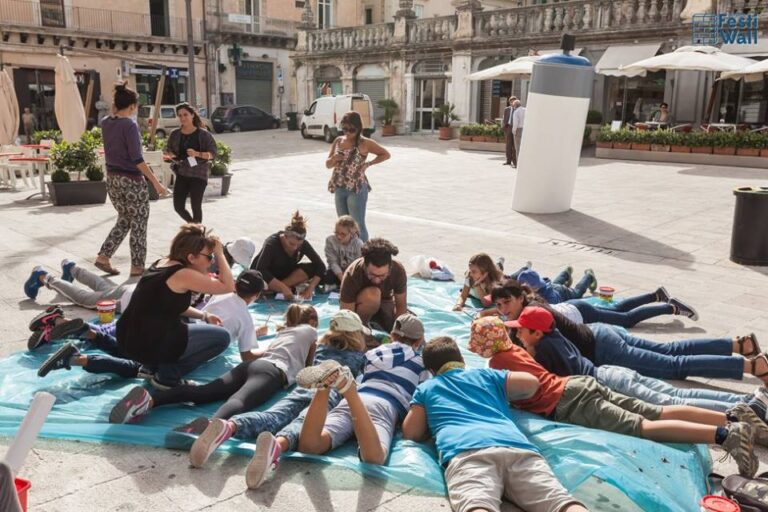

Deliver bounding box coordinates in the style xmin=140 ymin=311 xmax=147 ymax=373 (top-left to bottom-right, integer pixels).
xmin=96 ymin=300 xmax=117 ymax=324
xmin=700 ymin=495 xmax=740 ymax=512
xmin=597 ymin=286 xmax=615 ymax=303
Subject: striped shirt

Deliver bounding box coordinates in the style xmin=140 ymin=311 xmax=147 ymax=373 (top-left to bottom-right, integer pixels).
xmin=359 ymin=342 xmax=430 ymax=419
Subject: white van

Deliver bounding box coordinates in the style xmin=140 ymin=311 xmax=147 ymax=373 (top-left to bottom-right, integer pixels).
xmin=300 ymin=94 xmax=376 ymax=142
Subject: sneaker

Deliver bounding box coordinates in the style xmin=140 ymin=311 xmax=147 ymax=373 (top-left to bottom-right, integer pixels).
xmin=728 ymin=403 xmax=768 ymax=446
xmin=720 ymin=421 xmax=758 ymax=477
xmin=564 ymin=265 xmax=574 ymax=287
xmin=27 ymin=325 xmax=52 ymax=351
xmin=189 ymin=418 xmax=233 ymax=468
xmin=174 ymin=416 xmax=211 ymax=436
xmin=24 ymin=266 xmax=48 ymax=300
xmin=109 ymin=386 xmax=153 ymax=424
xmin=496 ymin=257 xmax=505 ymax=272
xmin=61 ymin=259 xmax=76 ymax=283
xmin=28 ymin=305 xmax=63 ymax=331
xmin=48 ymin=318 xmax=88 ymax=341
xmin=246 ymin=432 xmax=282 ymax=489
xmin=755 ymin=386 xmax=768 ymax=409
xmin=296 ymin=360 xmax=342 ymax=389
xmin=584 ymin=269 xmax=597 ymax=293
xmin=37 ymin=342 xmax=80 ymax=377
xmin=150 ymin=376 xmax=196 ymax=391
xmin=670 ymin=298 xmax=699 ymax=321
xmin=655 ymin=286 xmax=671 ymax=303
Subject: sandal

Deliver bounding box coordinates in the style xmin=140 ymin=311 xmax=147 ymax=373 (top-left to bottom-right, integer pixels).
xmin=94 ymin=259 xmax=120 ymax=276
xmin=738 ymin=333 xmax=761 ymax=357
xmin=296 ymin=360 xmax=342 ymax=389
xmin=130 ymin=266 xmax=146 ymax=277
xmin=750 ymin=353 xmax=768 ymax=380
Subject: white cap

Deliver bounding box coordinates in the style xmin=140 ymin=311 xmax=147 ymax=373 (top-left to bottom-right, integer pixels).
xmin=225 ymin=238 xmax=256 ymax=267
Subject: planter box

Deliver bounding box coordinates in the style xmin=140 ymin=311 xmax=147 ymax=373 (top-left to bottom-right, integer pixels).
xmin=46 ymin=181 xmax=107 ymax=206
xmin=459 ymin=135 xmax=472 ymax=141
xmin=438 ymin=127 xmax=453 ymax=140
xmin=761 ymin=149 xmax=768 ymax=157
xmin=631 ymin=143 xmax=651 ymax=151
xmin=651 ymin=144 xmax=670 ymax=152
xmin=595 ymin=147 xmax=768 ymax=169
xmin=736 ymin=148 xmax=761 ymax=157
xmin=596 ymin=141 xmax=613 ymax=149
xmin=713 ymin=146 xmax=736 ymax=156
xmin=458 ymin=140 xmax=506 ymax=153
xmin=670 ymin=145 xmax=691 ymax=153
xmin=382 ymin=125 xmax=396 ymax=137
xmin=613 ymin=142 xmax=631 ymax=150
xmin=691 ymin=146 xmax=713 ymax=154
xmin=203 ymin=174 xmax=232 ymax=197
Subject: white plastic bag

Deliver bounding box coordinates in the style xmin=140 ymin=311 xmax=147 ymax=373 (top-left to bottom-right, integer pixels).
xmin=409 ymin=255 xmax=455 ymax=281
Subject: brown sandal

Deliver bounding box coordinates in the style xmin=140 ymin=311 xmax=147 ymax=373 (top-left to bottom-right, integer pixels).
xmin=750 ymin=353 xmax=768 ymax=379
xmin=94 ymin=260 xmax=120 ymax=276
xmin=737 ymin=333 xmax=761 ymax=357
xmin=130 ymin=266 xmax=146 ymax=277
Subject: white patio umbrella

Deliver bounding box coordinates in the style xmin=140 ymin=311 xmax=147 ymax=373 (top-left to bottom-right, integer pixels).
xmin=620 ymin=45 xmax=756 ymax=74
xmin=721 ymin=59 xmax=768 ymax=82
xmin=468 ymin=55 xmax=542 ymax=81
xmin=0 ymin=68 xmax=19 ymax=145
xmin=54 ymin=55 xmax=86 ymax=143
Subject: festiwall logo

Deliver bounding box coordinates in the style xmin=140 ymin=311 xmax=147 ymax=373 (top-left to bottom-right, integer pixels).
xmin=692 ymin=13 xmax=759 ymax=45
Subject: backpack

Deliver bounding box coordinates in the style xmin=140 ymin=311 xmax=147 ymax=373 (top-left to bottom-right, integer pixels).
xmin=709 ymin=472 xmax=768 ymax=512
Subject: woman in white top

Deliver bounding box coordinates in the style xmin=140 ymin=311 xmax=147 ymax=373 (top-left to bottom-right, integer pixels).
xmin=109 ymin=305 xmax=319 ymax=424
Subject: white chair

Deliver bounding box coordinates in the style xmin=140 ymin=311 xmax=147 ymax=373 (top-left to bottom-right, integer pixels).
xmin=144 ymin=151 xmax=172 ymax=188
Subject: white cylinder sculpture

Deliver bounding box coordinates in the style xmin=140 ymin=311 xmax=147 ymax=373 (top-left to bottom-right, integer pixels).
xmin=511 ymin=53 xmax=594 ymax=214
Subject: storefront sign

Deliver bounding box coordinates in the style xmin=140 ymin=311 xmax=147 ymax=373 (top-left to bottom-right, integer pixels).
xmin=692 ymin=14 xmax=759 ymax=45
xmin=228 ymin=13 xmax=252 ymax=24
xmin=236 ymin=61 xmax=273 ymax=80
xmin=130 ymin=67 xmax=189 ymax=77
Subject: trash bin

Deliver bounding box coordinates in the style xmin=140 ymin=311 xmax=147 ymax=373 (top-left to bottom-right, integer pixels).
xmin=731 ymin=186 xmax=768 ymax=265
xmin=286 ymin=112 xmax=299 ymax=131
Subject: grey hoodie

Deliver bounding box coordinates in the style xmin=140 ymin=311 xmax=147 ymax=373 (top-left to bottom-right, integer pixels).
xmin=324 ymin=234 xmax=364 ymax=276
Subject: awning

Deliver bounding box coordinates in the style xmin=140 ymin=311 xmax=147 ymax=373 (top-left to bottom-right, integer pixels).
xmin=596 ymin=43 xmax=662 ymax=77
xmin=722 ymin=40 xmax=768 ymax=57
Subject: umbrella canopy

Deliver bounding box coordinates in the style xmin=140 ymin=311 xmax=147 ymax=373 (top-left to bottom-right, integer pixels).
xmin=620 ymin=45 xmax=757 ymax=74
xmin=721 ymin=59 xmax=768 ymax=82
xmin=468 ymin=56 xmax=542 ymax=81
xmin=0 ymin=69 xmax=20 ymax=145
xmin=54 ymin=55 xmax=86 ymax=143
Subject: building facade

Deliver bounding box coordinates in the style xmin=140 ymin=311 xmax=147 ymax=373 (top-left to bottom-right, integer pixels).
xmin=292 ymin=0 xmax=768 ymax=133
xmin=1 ymin=0 xmax=207 ymax=129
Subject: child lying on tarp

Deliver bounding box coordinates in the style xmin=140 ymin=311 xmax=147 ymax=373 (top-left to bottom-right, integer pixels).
xmin=468 ymin=314 xmax=764 ymax=478
xmin=401 ymin=336 xmax=588 ymax=512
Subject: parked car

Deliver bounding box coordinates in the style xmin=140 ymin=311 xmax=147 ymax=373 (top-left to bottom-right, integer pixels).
xmin=210 ymin=105 xmax=281 ymax=133
xmin=137 ymin=105 xmax=213 ymax=138
xmin=300 ymin=94 xmax=376 ymax=142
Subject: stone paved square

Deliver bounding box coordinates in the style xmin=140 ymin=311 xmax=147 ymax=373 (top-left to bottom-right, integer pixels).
xmin=1 ymin=130 xmax=767 ymax=511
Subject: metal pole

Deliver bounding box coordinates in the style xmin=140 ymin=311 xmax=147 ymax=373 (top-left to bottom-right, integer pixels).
xmin=185 ymin=0 xmax=196 ymax=107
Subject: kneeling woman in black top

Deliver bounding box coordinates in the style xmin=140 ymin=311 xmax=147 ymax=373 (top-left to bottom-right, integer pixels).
xmin=251 ymin=211 xmax=326 ymax=300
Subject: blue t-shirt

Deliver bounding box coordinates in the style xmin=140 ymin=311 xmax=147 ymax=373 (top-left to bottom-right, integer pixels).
xmin=410 ymin=368 xmax=538 ymax=466
xmin=534 ymin=329 xmax=597 ymax=378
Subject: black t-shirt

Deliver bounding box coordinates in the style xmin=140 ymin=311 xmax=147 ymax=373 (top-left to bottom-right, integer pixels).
xmin=251 ymin=232 xmax=326 ymax=282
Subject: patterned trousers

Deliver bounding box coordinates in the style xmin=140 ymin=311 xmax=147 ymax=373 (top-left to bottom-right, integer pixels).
xmin=99 ymin=174 xmax=150 ymax=267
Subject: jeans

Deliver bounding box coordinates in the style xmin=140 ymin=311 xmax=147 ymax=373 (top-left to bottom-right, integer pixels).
xmin=591 ymin=323 xmax=743 ymax=380
xmin=46 ymin=267 xmax=128 ymax=309
xmin=154 ymin=323 xmax=230 ymax=385
xmin=551 ymin=272 xmax=592 ymax=302
xmin=570 ymin=293 xmax=673 ymax=328
xmin=241 ymin=346 xmax=367 ymax=448
xmin=596 ymin=365 xmax=750 ymax=412
xmin=506 ymin=265 xmax=530 ymax=280
xmin=334 ymin=186 xmax=369 ymax=242
xmin=83 ymin=331 xmax=142 ymax=378
xmin=551 ymin=269 xmax=570 ymax=286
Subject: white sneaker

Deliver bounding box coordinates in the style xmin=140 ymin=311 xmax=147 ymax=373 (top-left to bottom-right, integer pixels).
xmin=246 ymin=432 xmax=282 ymax=489
xmin=189 ymin=418 xmax=231 ymax=468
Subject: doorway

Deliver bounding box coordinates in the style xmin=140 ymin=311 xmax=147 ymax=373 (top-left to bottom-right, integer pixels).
xmin=414 ymin=79 xmax=445 ymax=132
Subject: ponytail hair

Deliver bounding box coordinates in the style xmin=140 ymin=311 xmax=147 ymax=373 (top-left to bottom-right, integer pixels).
xmin=176 ymin=102 xmax=205 ymax=129
xmin=113 ymin=81 xmax=139 ymax=111
xmin=285 ymin=210 xmax=308 ymax=237
xmin=281 ymin=304 xmax=318 ymax=329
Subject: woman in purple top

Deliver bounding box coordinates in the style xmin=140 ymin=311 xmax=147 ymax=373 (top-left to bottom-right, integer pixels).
xmin=96 ymin=83 xmax=168 ymax=277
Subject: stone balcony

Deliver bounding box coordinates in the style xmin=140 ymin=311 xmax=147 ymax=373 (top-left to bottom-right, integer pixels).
xmin=297 ymin=0 xmax=768 ymax=58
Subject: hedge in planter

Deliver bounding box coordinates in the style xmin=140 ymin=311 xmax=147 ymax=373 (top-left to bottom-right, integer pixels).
xmin=687 ymin=132 xmax=714 ymax=154
xmin=47 ymin=139 xmax=107 ymax=206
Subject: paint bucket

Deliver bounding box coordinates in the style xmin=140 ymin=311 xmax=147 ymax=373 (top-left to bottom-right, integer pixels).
xmin=96 ymin=300 xmax=117 ymax=324
xmin=700 ymin=495 xmax=740 ymax=512
xmin=597 ymin=286 xmax=615 ymax=303
xmin=15 ymin=477 xmax=30 ymax=511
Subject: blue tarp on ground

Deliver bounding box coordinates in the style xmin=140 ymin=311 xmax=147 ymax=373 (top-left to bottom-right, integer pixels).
xmin=0 ymin=279 xmax=710 ymax=510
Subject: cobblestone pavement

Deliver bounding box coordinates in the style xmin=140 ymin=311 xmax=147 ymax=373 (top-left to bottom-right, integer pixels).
xmin=1 ymin=129 xmax=767 ymax=510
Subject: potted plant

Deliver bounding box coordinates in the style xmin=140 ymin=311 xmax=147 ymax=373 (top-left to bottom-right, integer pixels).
xmin=736 ymin=132 xmax=762 ymax=157
xmin=205 ymin=140 xmax=233 ymax=196
xmin=47 ymin=138 xmax=107 ymax=206
xmin=688 ymin=131 xmax=714 ymax=154
xmin=669 ymin=130 xmax=691 ymax=153
xmin=492 ymin=124 xmax=505 ymax=142
xmin=459 ymin=125 xmax=473 ymax=141
xmin=471 ymin=124 xmax=483 ymax=141
xmin=32 ymin=129 xmax=62 ymax=145
xmin=482 ymin=125 xmax=496 ymax=143
xmin=712 ymin=131 xmax=737 ymax=155
xmin=757 ymin=134 xmax=768 ymax=157
xmin=630 ymin=129 xmax=652 ymax=151
xmin=432 ymin=103 xmax=459 ymax=140
xmin=612 ymin=129 xmax=633 ymax=150
xmin=650 ymin=129 xmax=671 ymax=152
xmin=596 ymin=126 xmax=613 ymax=149
xmin=377 ymin=99 xmax=399 ymax=137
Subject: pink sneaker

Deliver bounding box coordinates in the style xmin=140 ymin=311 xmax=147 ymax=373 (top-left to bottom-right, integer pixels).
xmin=109 ymin=386 xmax=152 ymax=424
xmin=189 ymin=418 xmax=232 ymax=468
xmin=246 ymin=432 xmax=282 ymax=489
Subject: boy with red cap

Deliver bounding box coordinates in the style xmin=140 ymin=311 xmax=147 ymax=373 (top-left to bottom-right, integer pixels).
xmin=468 ymin=312 xmax=761 ymax=477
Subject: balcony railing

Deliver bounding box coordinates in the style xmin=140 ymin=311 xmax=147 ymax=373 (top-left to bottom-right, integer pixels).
xmin=214 ymin=12 xmax=298 ymax=38
xmin=408 ymin=15 xmax=457 ymax=44
xmin=1 ymin=0 xmax=203 ymax=41
xmin=307 ymin=23 xmax=393 ymax=52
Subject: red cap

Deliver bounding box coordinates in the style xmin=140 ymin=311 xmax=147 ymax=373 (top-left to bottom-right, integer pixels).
xmin=504 ymin=306 xmax=554 ymax=332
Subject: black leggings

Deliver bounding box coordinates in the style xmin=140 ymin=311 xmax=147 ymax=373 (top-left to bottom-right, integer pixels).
xmin=173 ymin=175 xmax=207 ymax=223
xmin=151 ymin=359 xmax=284 ymax=419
